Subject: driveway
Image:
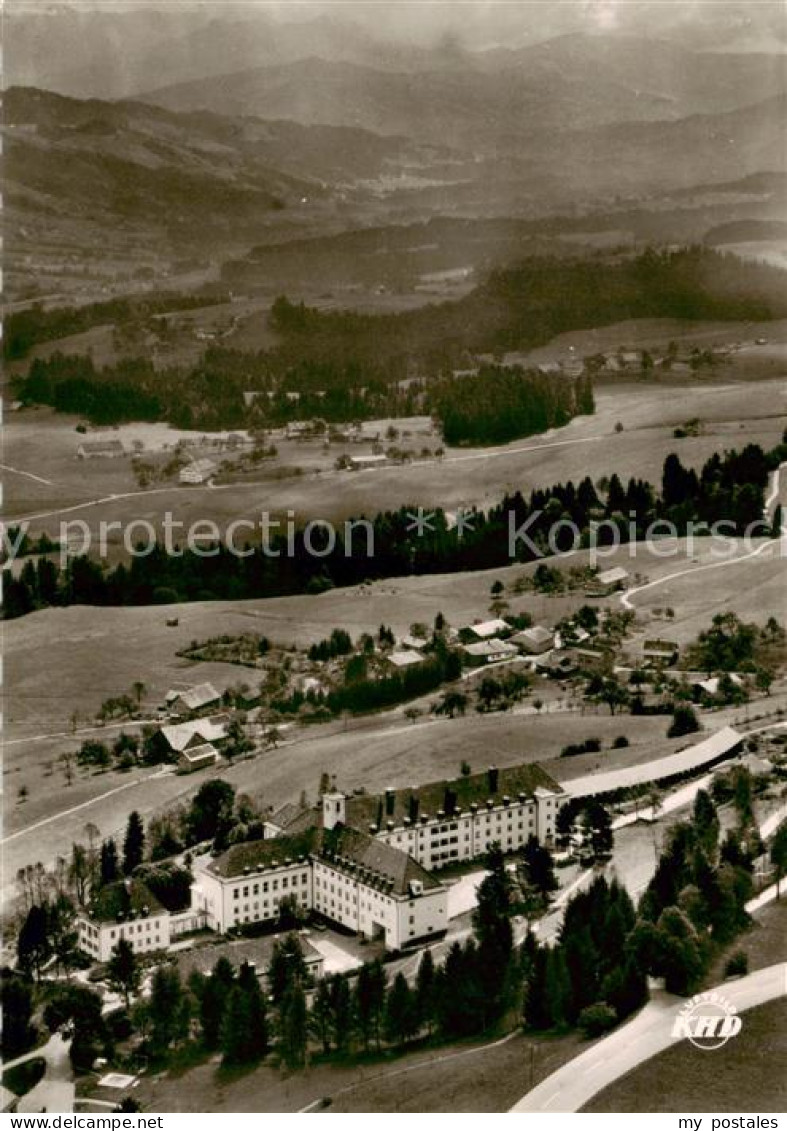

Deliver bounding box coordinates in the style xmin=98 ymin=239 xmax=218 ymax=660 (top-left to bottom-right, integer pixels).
xmin=509 ymin=963 xmax=787 ymax=1113
xmin=12 ymin=1033 xmax=75 ymax=1114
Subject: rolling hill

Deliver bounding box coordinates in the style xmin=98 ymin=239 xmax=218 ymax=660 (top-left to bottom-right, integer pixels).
xmin=2 ymin=86 xmax=460 ymax=301
xmin=144 ymin=35 xmax=786 ymax=150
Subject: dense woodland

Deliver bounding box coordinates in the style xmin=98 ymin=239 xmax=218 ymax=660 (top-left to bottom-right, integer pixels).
xmin=434 ymin=366 xmax=594 ymax=446
xmin=13 ymin=248 xmax=786 ymax=436
xmin=5 ymin=439 xmax=782 ymax=619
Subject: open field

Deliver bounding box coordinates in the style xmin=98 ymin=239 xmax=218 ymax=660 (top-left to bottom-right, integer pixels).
xmin=582 ymin=996 xmax=787 ymax=1113
xmin=522 ymin=315 xmax=787 ymax=368
xmin=6 ymin=343 xmax=786 ymax=533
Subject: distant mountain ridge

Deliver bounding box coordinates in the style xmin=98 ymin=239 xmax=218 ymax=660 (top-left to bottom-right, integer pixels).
xmin=142 ymin=34 xmax=786 ymax=151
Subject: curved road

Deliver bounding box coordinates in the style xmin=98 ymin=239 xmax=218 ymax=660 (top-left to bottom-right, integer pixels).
xmin=509 ymin=962 xmax=787 ymax=1113
xmin=620 ymin=462 xmax=786 ymax=611
xmin=4 ymin=1033 xmax=75 ymax=1114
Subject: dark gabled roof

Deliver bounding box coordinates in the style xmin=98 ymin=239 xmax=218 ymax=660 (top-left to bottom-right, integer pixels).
xmin=345 ymin=762 xmax=562 ymax=830
xmin=268 ymin=802 xmax=318 ymax=836
xmin=318 ymin=825 xmax=442 ymax=895
xmin=87 ymin=878 xmax=166 ymax=923
xmin=176 ymin=932 xmax=323 ymax=982
xmin=206 ymin=829 xmax=319 ymax=879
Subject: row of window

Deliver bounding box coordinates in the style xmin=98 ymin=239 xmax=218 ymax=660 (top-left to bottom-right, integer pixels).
xmin=232 ymin=872 xmax=309 ymax=900
xmin=230 ymin=891 xmax=309 ymax=925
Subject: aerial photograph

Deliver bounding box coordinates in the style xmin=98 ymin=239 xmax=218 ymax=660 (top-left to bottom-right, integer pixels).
xmin=1 ymin=0 xmax=786 ymax=1116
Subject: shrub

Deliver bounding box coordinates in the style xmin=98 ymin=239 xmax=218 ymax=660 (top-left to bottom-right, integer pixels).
xmin=668 ymin=704 xmax=700 ymax=738
xmin=724 ymin=951 xmax=749 ymax=978
xmin=578 ymin=1002 xmax=618 ymax=1038
xmin=612 ymin=735 xmax=630 ymax=748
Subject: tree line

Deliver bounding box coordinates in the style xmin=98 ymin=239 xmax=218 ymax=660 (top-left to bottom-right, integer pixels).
xmin=4 ymin=290 xmax=228 ymax=361
xmin=434 ymin=366 xmax=594 ymax=446
xmin=5 ymin=438 xmax=784 ymax=621
xmin=13 ymin=248 xmax=787 ymax=430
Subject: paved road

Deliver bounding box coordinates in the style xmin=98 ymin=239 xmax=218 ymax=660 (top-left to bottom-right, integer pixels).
xmin=8 ymin=1033 xmax=75 ymax=1114
xmin=509 ymin=962 xmax=787 ymax=1113
xmin=13 ymin=434 xmax=607 ymax=527
xmin=620 ymin=462 xmax=785 ymax=611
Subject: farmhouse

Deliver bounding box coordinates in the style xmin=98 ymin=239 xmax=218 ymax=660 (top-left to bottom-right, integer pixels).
xmin=692 ymin=674 xmax=745 ymax=700
xmin=179 ymin=459 xmax=216 ymax=485
xmin=585 ymin=566 xmax=629 ymax=597
xmin=399 ymin=634 xmax=428 ymax=652
xmin=387 ymin=649 xmax=425 ymax=669
xmin=348 ymin=453 xmax=388 ymax=470
xmin=167 ymin=682 xmax=221 ymax=717
xmin=177 ymin=742 xmax=220 ymax=774
xmin=532 ymin=651 xmax=578 ymax=678
xmin=642 ymin=638 xmax=679 ymax=667
xmin=152 ymin=717 xmax=228 ymax=761
xmin=465 ymin=618 xmax=511 ymax=640
xmin=571 ymin=646 xmax=608 ymax=673
xmin=463 ymin=638 xmax=519 ymax=665
xmin=77 ymin=439 xmax=125 ymax=459
xmin=511 ymin=625 xmax=554 ymax=654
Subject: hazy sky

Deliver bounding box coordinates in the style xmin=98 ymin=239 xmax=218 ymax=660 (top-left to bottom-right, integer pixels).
xmin=9 ymin=0 xmax=786 ymax=48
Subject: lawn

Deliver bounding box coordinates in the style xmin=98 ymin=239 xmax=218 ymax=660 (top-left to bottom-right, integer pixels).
xmin=705 ymin=899 xmax=787 ymax=985
xmin=2 ymin=1058 xmax=46 ymax=1098
xmin=582 ymin=997 xmax=787 ymax=1112
xmin=132 ymin=1030 xmax=587 ymax=1113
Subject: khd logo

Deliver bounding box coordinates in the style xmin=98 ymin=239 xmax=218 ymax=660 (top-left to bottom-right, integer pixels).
xmin=671 ymin=991 xmax=743 ymax=1050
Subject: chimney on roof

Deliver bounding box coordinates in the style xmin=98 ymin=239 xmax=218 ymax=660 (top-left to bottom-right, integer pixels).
xmin=385 ymin=787 xmax=395 ymax=817
xmin=487 ymin=765 xmax=499 ymax=794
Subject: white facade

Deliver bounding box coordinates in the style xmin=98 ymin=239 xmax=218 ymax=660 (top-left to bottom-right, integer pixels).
xmin=77 ymin=907 xmax=171 ymax=963
xmin=194 ymin=860 xmax=313 ymax=933
xmin=192 ymin=851 xmax=448 ymax=952
xmin=372 ymin=787 xmax=562 ymax=870
xmin=311 ymin=858 xmax=447 ymax=950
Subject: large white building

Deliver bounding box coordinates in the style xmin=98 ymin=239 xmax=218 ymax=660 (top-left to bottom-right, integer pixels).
xmin=78 ymin=763 xmax=565 ymax=960
xmin=76 ymin=879 xmax=173 ymax=963
xmin=192 ymin=816 xmax=449 ymax=952
xmin=191 ymin=762 xmax=563 ymax=951
xmin=342 ymin=763 xmax=564 ymax=871
xmin=77 ymin=877 xmax=207 ymax=962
